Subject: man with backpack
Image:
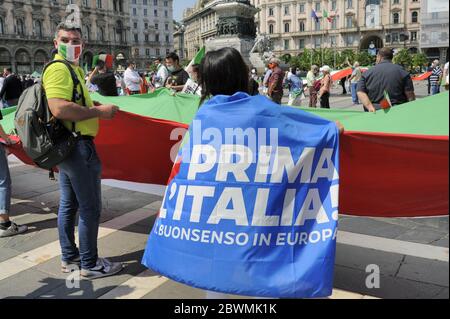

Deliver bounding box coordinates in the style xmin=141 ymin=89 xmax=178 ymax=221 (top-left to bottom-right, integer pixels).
xmin=41 ymin=22 xmax=122 ymax=279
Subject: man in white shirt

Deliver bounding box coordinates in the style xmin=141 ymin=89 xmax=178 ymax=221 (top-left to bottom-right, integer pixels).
xmin=153 ymin=57 xmax=169 ymax=89
xmin=123 ymin=61 xmax=142 ymax=95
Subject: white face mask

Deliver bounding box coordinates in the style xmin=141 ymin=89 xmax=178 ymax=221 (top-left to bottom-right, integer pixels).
xmin=58 ymin=42 xmax=83 ymax=63
xmin=167 ymin=66 xmax=176 ymax=72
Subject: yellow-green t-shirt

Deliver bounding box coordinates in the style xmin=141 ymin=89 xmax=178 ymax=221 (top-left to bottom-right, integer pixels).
xmin=42 ymin=54 xmax=99 ymax=137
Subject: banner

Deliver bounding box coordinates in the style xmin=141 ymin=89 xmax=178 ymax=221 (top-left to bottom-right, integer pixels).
xmin=1 ymin=90 xmax=448 ymax=218
xmin=142 ymin=92 xmax=340 ymax=298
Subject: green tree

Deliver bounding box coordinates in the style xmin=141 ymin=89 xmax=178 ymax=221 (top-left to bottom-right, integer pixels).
xmin=393 ymin=48 xmax=413 ymax=70
xmin=292 ymin=49 xmax=314 ymax=71
xmin=412 ymin=52 xmax=429 ymax=72
xmin=355 ymin=51 xmax=376 ymax=66
xmin=280 ymin=53 xmax=292 ymax=64
xmin=337 ymin=49 xmax=355 ymax=67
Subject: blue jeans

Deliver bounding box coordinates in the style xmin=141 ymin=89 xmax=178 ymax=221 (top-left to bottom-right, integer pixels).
xmin=431 ymin=84 xmax=440 ymax=95
xmin=0 ymin=145 xmax=11 ymax=215
xmin=351 ymin=83 xmax=359 ymax=104
xmin=57 ymin=140 xmax=102 ymax=270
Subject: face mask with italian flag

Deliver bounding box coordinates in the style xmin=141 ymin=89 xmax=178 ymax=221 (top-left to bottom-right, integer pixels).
xmin=58 ymin=43 xmax=82 ymax=63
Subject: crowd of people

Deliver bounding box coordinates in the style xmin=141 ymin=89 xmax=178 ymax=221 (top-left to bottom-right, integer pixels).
xmin=0 ymin=20 xmax=449 ymax=288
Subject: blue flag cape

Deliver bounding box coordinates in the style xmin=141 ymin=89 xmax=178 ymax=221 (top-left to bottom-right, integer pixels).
xmin=142 ymin=92 xmax=340 ymax=298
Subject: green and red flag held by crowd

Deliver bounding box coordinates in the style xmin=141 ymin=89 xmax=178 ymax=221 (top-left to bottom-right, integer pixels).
xmin=379 ymin=90 xmax=393 ymax=110
xmin=1 ymin=89 xmax=448 ymax=218
xmin=92 ymin=54 xmax=114 ymax=69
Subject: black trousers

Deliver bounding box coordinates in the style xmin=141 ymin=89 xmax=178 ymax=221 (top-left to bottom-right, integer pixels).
xmin=320 ymin=92 xmax=330 ymax=109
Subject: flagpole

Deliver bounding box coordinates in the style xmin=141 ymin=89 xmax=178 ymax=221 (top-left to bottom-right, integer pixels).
xmin=321 ymin=15 xmax=324 ymax=66
xmin=310 ymin=11 xmax=313 ymax=67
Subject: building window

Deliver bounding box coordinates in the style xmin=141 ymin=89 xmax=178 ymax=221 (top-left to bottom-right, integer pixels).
xmin=392 ymin=32 xmax=399 ymax=42
xmin=331 ymin=17 xmax=338 ymax=29
xmin=155 ymin=23 xmax=159 ymax=29
xmin=393 ymin=0 xmax=400 ymax=4
xmin=99 ymin=27 xmax=104 ymax=41
xmin=393 ymin=12 xmax=399 ymax=24
xmin=155 ymin=34 xmax=159 ymax=42
xmin=411 ymin=11 xmax=418 ymax=23
xmin=284 ymin=23 xmax=290 ymax=33
xmin=145 ymin=34 xmax=149 ymax=42
xmin=96 ymin=0 xmax=102 ymax=8
xmin=269 ymin=24 xmax=274 ymax=34
xmin=410 ymin=31 xmax=417 ymax=41
xmin=165 ymin=35 xmax=169 ymax=43
xmin=345 ymin=35 xmax=354 ymax=46
xmin=156 ymin=48 xmax=160 ymax=56
xmin=330 ymin=35 xmax=337 ymax=46
xmin=132 ymin=0 xmax=136 ymax=4
xmin=299 ymin=20 xmax=305 ymax=32
xmin=347 ymin=0 xmax=353 ymax=9
xmin=346 ymin=15 xmax=353 ymax=28
xmin=284 ymin=39 xmax=290 ymax=50
xmin=144 ymin=22 xmax=148 ymax=29
xmin=314 ymin=37 xmax=321 ymax=48
xmin=164 ymin=1 xmax=168 ymax=6
xmin=0 ymin=17 xmax=4 ymax=35
xmin=269 ymin=7 xmax=274 ymax=16
xmin=144 ymin=9 xmax=148 ymax=16
xmin=154 ymin=9 xmax=158 ymax=16
xmin=83 ymin=0 xmax=89 ymax=7
xmin=165 ymin=23 xmax=169 ymax=31
xmin=284 ymin=5 xmax=290 ymax=15
xmin=35 ymin=20 xmax=43 ymax=38
xmin=85 ymin=25 xmax=90 ymax=41
xmin=146 ymin=49 xmax=151 ymax=56
xmin=16 ymin=18 xmax=25 ymax=35
xmin=315 ymin=19 xmax=321 ymax=31
xmin=154 ymin=0 xmax=158 ymax=5
xmin=134 ymin=34 xmax=139 ymax=43
xmin=133 ymin=22 xmax=138 ymax=29
xmin=133 ymin=8 xmax=137 ymax=16
xmin=299 ymin=3 xmax=305 ymax=13
xmin=165 ymin=10 xmax=168 ymax=17
xmin=315 ymin=2 xmax=320 ymax=12
xmin=331 ymin=0 xmax=337 ymax=11
xmin=299 ymin=38 xmax=305 ymax=49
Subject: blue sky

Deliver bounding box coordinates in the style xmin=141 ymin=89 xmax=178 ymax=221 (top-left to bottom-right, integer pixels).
xmin=173 ymin=0 xmax=197 ymax=22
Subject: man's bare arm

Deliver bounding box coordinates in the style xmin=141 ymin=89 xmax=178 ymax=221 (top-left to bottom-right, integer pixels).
xmin=357 ymin=91 xmax=376 ymax=112
xmin=47 ymin=98 xmax=119 ymax=121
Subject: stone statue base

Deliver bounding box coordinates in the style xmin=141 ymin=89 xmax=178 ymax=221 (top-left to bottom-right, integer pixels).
xmin=205 ymin=36 xmax=255 ymax=68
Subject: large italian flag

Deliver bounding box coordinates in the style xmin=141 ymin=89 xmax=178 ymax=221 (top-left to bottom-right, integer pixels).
xmin=1 ymin=90 xmax=448 ymax=218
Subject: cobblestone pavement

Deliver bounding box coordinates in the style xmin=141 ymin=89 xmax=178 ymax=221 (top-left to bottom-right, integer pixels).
xmin=1 ymin=82 xmax=447 ymax=299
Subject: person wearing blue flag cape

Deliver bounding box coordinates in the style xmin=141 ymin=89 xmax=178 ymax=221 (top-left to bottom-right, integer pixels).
xmin=142 ymin=48 xmax=343 ymax=298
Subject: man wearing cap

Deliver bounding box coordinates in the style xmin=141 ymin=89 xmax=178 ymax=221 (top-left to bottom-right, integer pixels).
xmin=306 ymin=65 xmax=319 ymax=108
xmin=357 ymin=47 xmax=415 ymax=112
xmin=318 ymin=66 xmax=332 ymax=109
xmin=267 ymin=57 xmax=284 ymax=104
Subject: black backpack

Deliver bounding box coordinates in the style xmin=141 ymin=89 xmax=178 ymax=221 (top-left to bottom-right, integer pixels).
xmin=14 ymin=60 xmax=85 ymax=171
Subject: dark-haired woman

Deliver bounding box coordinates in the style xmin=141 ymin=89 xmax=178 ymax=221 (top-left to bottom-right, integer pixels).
xmin=143 ymin=47 xmax=344 ymax=299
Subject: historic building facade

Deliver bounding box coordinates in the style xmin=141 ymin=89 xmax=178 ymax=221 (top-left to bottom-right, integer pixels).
xmin=173 ymin=23 xmax=186 ymax=60
xmin=419 ymin=0 xmax=449 ymax=61
xmin=129 ymin=0 xmax=174 ymax=69
xmin=252 ymin=0 xmax=423 ymax=57
xmin=0 ymin=0 xmax=132 ymax=74
xmin=181 ymin=0 xmax=218 ymax=60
